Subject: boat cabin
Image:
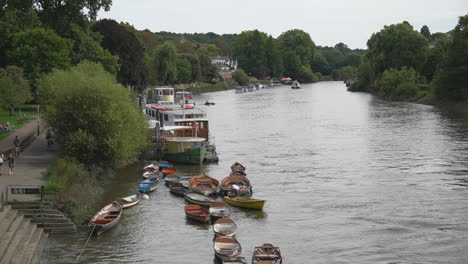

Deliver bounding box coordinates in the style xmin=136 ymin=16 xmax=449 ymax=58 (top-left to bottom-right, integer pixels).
xmin=148 ymin=87 xmax=174 ymax=103
xmin=173 ymin=118 xmax=209 ymax=140
xmin=175 ymin=91 xmax=195 ymax=106
xmin=145 ymin=104 xmax=206 ymax=127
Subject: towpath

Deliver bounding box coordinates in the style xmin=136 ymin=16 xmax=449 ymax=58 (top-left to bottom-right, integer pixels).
xmin=0 ymin=120 xmax=57 ymax=201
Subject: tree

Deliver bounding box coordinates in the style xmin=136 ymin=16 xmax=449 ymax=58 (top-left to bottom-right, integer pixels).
xmin=433 ymin=14 xmax=468 ymax=101
xmin=9 ymin=28 xmax=71 ymax=83
xmin=0 ymin=66 xmax=33 ymax=116
xmin=176 ymin=58 xmax=192 ymax=84
xmin=93 ymin=19 xmax=148 ymax=92
xmin=38 ymin=62 xmax=149 ymax=166
xmin=154 ymin=42 xmax=178 ymax=84
xmin=232 ymin=69 xmax=249 ymax=86
xmin=380 ymin=67 xmax=421 ymax=99
xmin=366 ymin=23 xmax=428 ymax=75
xmin=179 ymin=54 xmax=201 ymax=82
xmin=420 ymin=25 xmax=431 ymax=38
xmin=233 ymin=30 xmax=269 ymax=78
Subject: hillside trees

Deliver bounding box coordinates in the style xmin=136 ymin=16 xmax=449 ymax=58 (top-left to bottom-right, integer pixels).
xmin=0 ymin=66 xmax=33 ymax=116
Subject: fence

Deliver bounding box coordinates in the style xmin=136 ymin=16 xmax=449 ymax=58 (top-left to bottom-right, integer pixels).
xmin=4 ymin=185 xmax=44 ymax=203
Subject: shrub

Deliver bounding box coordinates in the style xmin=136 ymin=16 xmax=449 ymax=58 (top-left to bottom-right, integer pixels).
xmin=380 ymin=67 xmax=421 ymax=99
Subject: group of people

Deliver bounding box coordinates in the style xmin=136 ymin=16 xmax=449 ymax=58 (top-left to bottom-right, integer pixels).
xmin=0 ymin=136 xmax=20 ymax=176
xmin=1 ymin=122 xmax=12 ymax=132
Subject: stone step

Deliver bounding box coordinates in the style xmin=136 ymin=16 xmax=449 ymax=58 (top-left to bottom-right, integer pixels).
xmin=7 ymin=201 xmax=42 ymax=206
xmin=11 ymin=204 xmax=41 ymax=210
xmin=21 ymin=227 xmax=45 ymax=264
xmin=18 ymin=209 xmax=60 ymax=214
xmin=31 ymin=218 xmax=70 ymax=224
xmin=0 ymin=215 xmax=25 ymax=262
xmin=0 ymin=209 xmax=19 ymax=246
xmin=0 ymin=205 xmax=12 ymax=224
xmin=43 ymin=227 xmax=76 ymax=234
xmin=36 ymin=222 xmax=74 ymax=228
xmin=9 ymin=220 xmax=37 ymax=264
xmin=26 ymin=213 xmax=67 ymax=219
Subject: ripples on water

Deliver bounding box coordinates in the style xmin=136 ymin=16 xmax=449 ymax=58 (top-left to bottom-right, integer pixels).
xmin=41 ymin=82 xmax=468 ymax=263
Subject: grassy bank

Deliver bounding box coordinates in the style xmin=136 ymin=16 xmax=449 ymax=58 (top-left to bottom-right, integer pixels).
xmin=186 ymin=82 xmax=236 ymax=95
xmin=43 ymin=157 xmax=114 ymax=225
xmin=0 ymin=104 xmax=37 ymax=140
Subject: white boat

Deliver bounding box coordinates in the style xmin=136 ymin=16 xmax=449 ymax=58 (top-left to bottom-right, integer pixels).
xmin=115 ymin=194 xmax=140 ymax=208
xmin=214 ymin=236 xmax=242 ymax=260
xmin=291 ymin=80 xmax=301 ymax=89
xmin=213 ymin=218 xmax=237 ymax=237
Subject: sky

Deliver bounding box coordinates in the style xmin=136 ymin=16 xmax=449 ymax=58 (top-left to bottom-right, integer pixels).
xmin=98 ymin=0 xmax=467 ymax=49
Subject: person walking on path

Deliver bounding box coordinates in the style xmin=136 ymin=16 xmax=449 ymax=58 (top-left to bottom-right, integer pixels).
xmin=0 ymin=152 xmax=4 ymax=176
xmin=13 ymin=135 xmax=20 ymax=158
xmin=8 ymin=153 xmax=15 ymax=175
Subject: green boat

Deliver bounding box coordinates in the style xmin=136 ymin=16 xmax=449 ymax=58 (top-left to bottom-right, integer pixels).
xmin=163 ymin=137 xmax=207 ymax=164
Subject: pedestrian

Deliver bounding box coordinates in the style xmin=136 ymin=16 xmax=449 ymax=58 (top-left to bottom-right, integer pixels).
xmin=231 ymin=184 xmax=240 ymax=199
xmin=13 ymin=135 xmax=20 ymax=158
xmin=0 ymin=151 xmax=4 ymax=176
xmin=8 ymin=153 xmax=15 ymax=175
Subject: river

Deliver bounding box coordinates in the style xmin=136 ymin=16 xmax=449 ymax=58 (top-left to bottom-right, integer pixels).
xmin=40 ymin=81 xmax=468 ymax=263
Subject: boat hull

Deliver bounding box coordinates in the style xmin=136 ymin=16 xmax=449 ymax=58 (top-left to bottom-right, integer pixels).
xmin=224 ymin=196 xmax=265 ymax=210
xmin=185 ymin=192 xmax=215 ymax=206
xmin=163 ymin=147 xmax=206 ymax=165
xmin=169 ymin=186 xmax=189 ymax=196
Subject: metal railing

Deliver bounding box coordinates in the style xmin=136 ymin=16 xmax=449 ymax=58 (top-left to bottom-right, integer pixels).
xmin=5 ymin=185 xmax=44 ymax=203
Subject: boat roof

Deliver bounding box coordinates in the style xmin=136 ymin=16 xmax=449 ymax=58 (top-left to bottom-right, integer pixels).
xmin=174 ymin=118 xmax=209 ymax=123
xmin=153 ymin=87 xmax=174 ymax=90
xmin=160 ymin=126 xmax=192 ymax=131
xmin=165 ymin=137 xmax=206 ymax=142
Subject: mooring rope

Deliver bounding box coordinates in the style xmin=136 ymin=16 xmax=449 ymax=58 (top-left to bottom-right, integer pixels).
xmin=75 ymin=224 xmax=96 ymax=263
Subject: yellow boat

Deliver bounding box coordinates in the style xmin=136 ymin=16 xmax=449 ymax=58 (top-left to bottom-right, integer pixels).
xmin=224 ymin=196 xmax=266 ymax=210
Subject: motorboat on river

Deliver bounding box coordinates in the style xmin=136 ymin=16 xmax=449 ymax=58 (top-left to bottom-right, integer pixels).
xmin=291 ymin=80 xmax=301 ymax=89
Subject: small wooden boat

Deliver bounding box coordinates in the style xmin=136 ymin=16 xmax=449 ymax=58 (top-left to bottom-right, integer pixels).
xmin=115 ymin=194 xmax=140 ymax=208
xmin=143 ymin=170 xmax=160 ymax=179
xmin=220 ymin=175 xmax=252 ymax=196
xmin=164 ymin=172 xmax=181 ymax=184
xmin=224 ymin=196 xmax=265 ymax=210
xmin=230 ymin=162 xmax=246 ymax=173
xmin=88 ymin=202 xmax=123 ymax=235
xmin=139 ymin=178 xmax=158 ymax=193
xmin=168 ymin=182 xmax=189 ymax=196
xmin=158 ymin=161 xmax=173 ymax=170
xmin=252 ymin=243 xmax=282 ymax=264
xmin=222 ymin=257 xmax=247 ymax=264
xmin=213 ymin=218 xmax=237 ymax=237
xmin=229 ymin=171 xmax=246 ymax=177
xmin=209 ymin=201 xmax=231 ymax=220
xmin=189 ymin=171 xmax=219 ymax=196
xmin=184 ymin=192 xmax=216 ymax=206
xmin=143 ymin=163 xmax=159 ymax=172
xmin=162 ymin=167 xmax=177 ymax=176
xmin=213 ymin=236 xmax=242 ymax=260
xmin=184 ymin=204 xmax=210 ymax=223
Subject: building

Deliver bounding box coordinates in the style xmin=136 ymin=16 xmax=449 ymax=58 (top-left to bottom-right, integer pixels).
xmin=209 ymin=56 xmax=238 ymax=71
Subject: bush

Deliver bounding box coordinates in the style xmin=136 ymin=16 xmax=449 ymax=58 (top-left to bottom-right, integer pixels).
xmin=298 ymin=65 xmax=318 ymax=82
xmin=380 ymin=67 xmax=421 ymax=99
xmin=232 ymin=69 xmax=250 ymax=85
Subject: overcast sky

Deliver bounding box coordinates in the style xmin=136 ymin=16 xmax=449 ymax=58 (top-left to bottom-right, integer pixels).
xmin=98 ymin=0 xmax=467 ymax=49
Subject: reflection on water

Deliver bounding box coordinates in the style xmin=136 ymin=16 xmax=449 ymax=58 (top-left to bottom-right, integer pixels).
xmin=41 ymin=82 xmax=468 ymax=263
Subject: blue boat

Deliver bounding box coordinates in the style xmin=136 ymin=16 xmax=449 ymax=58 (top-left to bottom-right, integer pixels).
xmin=139 ymin=179 xmax=158 ymax=193
xmin=158 ymin=161 xmax=173 ymax=169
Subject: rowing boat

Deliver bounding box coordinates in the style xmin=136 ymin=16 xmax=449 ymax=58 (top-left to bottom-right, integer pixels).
xmin=162 ymin=167 xmax=177 ymax=176
xmin=209 ymin=201 xmax=231 ymax=220
xmin=230 ymin=162 xmax=246 ymax=173
xmin=184 ymin=192 xmax=216 ymax=206
xmin=164 ymin=172 xmax=181 ymax=184
xmin=222 ymin=257 xmax=247 ymax=264
xmin=139 ymin=178 xmax=158 ymax=193
xmin=168 ymin=182 xmax=189 ymax=196
xmin=184 ymin=204 xmax=210 ymax=223
xmin=115 ymin=194 xmax=140 ymax=208
xmin=224 ymin=196 xmax=265 ymax=210
xmin=189 ymin=171 xmax=219 ymax=196
xmin=88 ymin=202 xmax=123 ymax=235
xmin=252 ymin=243 xmax=282 ymax=264
xmin=213 ymin=236 xmax=242 ymax=260
xmin=213 ymin=218 xmax=237 ymax=237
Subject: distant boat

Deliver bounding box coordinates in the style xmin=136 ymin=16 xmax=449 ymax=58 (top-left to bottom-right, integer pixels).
xmin=139 ymin=178 xmax=158 ymax=193
xmin=213 ymin=218 xmax=237 ymax=237
xmin=88 ymin=202 xmax=123 ymax=235
xmin=204 ymin=101 xmax=216 ymax=105
xmin=185 ymin=204 xmax=210 ymax=223
xmin=168 ymin=182 xmax=189 ymax=196
xmin=224 ymin=196 xmax=265 ymax=210
xmin=230 ymin=162 xmax=246 ymax=173
xmin=185 ymin=191 xmax=216 ymax=206
xmin=115 ymin=194 xmax=140 ymax=209
xmin=291 ymin=80 xmax=301 ymax=89
xmin=252 ymin=243 xmax=282 ymax=264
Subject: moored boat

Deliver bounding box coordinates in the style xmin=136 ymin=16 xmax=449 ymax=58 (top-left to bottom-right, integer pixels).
xmin=164 ymin=172 xmax=181 ymax=184
xmin=252 ymin=243 xmax=282 ymax=264
xmin=230 ymin=162 xmax=246 ymax=173
xmin=291 ymin=80 xmax=301 ymax=89
xmin=184 ymin=204 xmax=210 ymax=223
xmin=158 ymin=161 xmax=173 ymax=170
xmin=214 ymin=236 xmax=242 ymax=260
xmin=209 ymin=201 xmax=231 ymax=220
xmin=222 ymin=257 xmax=247 ymax=264
xmin=224 ymin=196 xmax=265 ymax=210
xmin=162 ymin=167 xmax=177 ymax=176
xmin=163 ymin=137 xmax=207 ymax=164
xmin=213 ymin=218 xmax=237 ymax=237
xmin=220 ymin=175 xmax=252 ymax=196
xmin=115 ymin=194 xmax=140 ymax=208
xmin=143 ymin=170 xmax=160 ymax=179
xmin=184 ymin=191 xmax=216 ymax=206
xmin=143 ymin=163 xmax=159 ymax=172
xmin=139 ymin=178 xmax=158 ymax=193
xmin=189 ymin=171 xmax=219 ymax=196
xmin=168 ymin=182 xmax=189 ymax=196
xmin=88 ymin=202 xmax=122 ymax=235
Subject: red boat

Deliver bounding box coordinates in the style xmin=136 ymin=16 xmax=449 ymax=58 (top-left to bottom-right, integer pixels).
xmin=184 ymin=204 xmax=210 ymax=223
xmin=162 ymin=167 xmax=177 ymax=176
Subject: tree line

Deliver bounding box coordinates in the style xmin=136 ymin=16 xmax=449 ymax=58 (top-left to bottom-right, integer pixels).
xmin=350 ymin=15 xmax=468 ymax=103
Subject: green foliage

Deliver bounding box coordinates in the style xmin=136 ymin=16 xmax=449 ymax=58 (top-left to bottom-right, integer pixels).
xmin=38 ymin=61 xmax=149 ymax=166
xmin=333 ymin=66 xmax=357 ymax=84
xmin=422 ymin=39 xmax=449 ymax=81
xmin=154 ymin=42 xmax=178 ymax=84
xmin=176 ymin=58 xmax=192 ymax=84
xmin=380 ymin=67 xmax=420 ymax=99
xmin=0 ymin=66 xmax=33 ymax=115
xmin=351 ymin=58 xmax=375 ymax=92
xmin=9 ymin=27 xmax=71 ymax=82
xmin=298 ymin=65 xmax=318 ymax=82
xmin=433 ymin=14 xmax=468 ymax=101
xmin=234 ymin=30 xmax=269 ymax=78
xmin=420 ymin=25 xmax=431 ymax=38
xmin=179 ymin=54 xmax=201 ymax=82
xmin=93 ymin=19 xmax=148 ymax=92
xmin=232 ymin=69 xmax=250 ymax=85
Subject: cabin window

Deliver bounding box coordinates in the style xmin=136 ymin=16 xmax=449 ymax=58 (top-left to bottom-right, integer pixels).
xmin=164 ymin=114 xmax=169 ymax=121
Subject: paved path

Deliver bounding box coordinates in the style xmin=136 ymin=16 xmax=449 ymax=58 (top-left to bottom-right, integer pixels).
xmin=0 ymin=120 xmax=57 ymax=201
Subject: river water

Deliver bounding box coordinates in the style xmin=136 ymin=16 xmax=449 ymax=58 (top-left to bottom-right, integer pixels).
xmin=41 ymin=81 xmax=468 ymax=263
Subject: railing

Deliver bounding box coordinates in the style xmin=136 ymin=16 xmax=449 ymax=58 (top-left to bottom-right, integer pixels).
xmin=1 ymin=191 xmax=4 ymax=211
xmin=5 ymin=185 xmax=44 ymax=203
